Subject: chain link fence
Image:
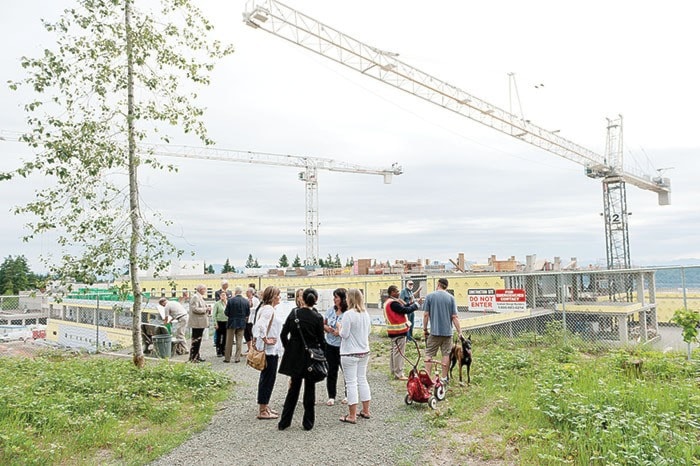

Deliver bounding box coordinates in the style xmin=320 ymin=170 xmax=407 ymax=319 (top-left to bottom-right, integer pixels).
xmin=440 ymin=266 xmax=699 ymax=354
xmin=0 ymin=294 xmax=48 ymax=326
xmin=272 ymin=266 xmax=699 ymax=353
xmin=9 ymin=265 xmax=697 ymax=354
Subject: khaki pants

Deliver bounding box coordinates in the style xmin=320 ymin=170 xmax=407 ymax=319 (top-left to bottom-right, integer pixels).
xmin=224 ymin=328 xmax=245 ymax=362
xmin=172 ymin=315 xmax=189 ymax=345
xmin=389 ymin=335 xmax=406 ymax=378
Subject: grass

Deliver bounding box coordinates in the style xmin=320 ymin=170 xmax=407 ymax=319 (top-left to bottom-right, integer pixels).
xmin=2 ymin=326 xmax=699 ymax=465
xmin=0 ymin=352 xmax=230 ymax=465
xmin=413 ymin=324 xmax=700 ymax=465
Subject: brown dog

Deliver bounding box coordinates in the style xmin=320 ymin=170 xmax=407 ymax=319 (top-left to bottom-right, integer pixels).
xmin=449 ymin=335 xmax=472 ymax=384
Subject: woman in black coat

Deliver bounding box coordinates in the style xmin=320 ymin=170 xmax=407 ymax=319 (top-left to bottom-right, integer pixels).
xmin=278 ymin=288 xmax=326 ymax=431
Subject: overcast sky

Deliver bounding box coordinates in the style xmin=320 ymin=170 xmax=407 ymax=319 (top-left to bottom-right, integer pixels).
xmin=1 ymin=0 xmax=698 ymax=273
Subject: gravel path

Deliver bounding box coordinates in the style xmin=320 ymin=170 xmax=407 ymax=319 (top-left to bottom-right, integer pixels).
xmin=150 ymin=335 xmax=430 ymax=466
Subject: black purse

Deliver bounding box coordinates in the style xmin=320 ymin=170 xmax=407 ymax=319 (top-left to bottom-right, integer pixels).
xmin=294 ymin=308 xmax=328 ymax=383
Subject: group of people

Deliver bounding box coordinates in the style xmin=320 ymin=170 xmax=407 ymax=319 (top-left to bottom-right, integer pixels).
xmin=159 ymin=280 xmax=261 ymax=364
xmin=160 ymin=277 xmax=462 ymax=431
xmin=385 ymin=277 xmax=462 ymax=383
xmin=158 ymin=284 xmax=210 ymax=362
xmin=212 ymin=281 xmax=261 ymax=363
xmin=252 ymin=285 xmax=372 ymax=430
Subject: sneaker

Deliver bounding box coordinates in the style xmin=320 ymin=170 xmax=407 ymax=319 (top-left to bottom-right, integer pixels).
xmin=326 ymin=398 xmax=335 ymax=406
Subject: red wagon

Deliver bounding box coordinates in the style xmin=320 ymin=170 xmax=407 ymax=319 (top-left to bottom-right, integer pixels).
xmin=396 ymin=339 xmax=446 ymax=410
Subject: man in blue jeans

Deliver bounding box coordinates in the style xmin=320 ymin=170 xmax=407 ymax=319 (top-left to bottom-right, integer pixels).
xmin=423 ymin=278 xmax=462 ymax=383
xmin=400 ymin=281 xmax=417 ymax=341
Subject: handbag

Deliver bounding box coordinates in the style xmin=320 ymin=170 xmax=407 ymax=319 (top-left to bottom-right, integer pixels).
xmin=294 ymin=308 xmax=328 ymax=383
xmin=246 ymin=310 xmax=273 ymax=371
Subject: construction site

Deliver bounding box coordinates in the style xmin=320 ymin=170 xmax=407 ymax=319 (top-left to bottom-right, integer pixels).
xmin=2 ymin=0 xmax=682 ymax=351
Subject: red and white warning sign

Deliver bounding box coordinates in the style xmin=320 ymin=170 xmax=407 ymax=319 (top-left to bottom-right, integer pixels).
xmin=467 ymin=288 xmax=495 ymax=311
xmin=468 ymin=288 xmax=526 ymax=312
xmin=494 ymin=289 xmax=526 ymax=311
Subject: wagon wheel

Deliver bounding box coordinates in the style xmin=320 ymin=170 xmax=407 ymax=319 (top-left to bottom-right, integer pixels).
xmin=428 ymin=396 xmax=437 ymax=410
xmin=434 ymin=383 xmax=446 ymax=401
xmin=404 ymin=394 xmax=413 ymax=405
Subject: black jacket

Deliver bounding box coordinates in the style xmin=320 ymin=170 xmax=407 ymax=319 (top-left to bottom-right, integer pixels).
xmin=278 ymin=307 xmax=325 ymax=377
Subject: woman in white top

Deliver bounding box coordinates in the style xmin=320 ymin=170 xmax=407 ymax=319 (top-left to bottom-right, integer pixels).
xmin=338 ymin=288 xmax=372 ymax=423
xmin=253 ymin=286 xmax=284 ymax=420
xmin=245 ymin=287 xmax=260 ymax=354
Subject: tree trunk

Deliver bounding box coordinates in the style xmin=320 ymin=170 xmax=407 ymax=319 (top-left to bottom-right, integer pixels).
xmin=125 ymin=0 xmax=145 ymax=368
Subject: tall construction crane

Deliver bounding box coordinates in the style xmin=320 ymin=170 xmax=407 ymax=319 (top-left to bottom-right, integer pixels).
xmin=145 ymin=143 xmax=402 ymax=266
xmin=1 ymin=130 xmax=402 ymax=266
xmin=242 ymin=0 xmax=672 ymax=271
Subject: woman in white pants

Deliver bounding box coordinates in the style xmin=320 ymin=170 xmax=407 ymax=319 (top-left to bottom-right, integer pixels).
xmin=338 ymin=288 xmax=372 ymax=423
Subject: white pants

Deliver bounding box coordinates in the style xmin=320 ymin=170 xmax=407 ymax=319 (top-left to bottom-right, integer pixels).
xmin=341 ymin=353 xmax=371 ymax=406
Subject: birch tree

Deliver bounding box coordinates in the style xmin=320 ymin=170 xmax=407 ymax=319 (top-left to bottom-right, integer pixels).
xmin=4 ymin=0 xmax=233 ymax=366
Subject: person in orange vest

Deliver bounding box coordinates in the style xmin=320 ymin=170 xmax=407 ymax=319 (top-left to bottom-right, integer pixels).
xmin=384 ymin=285 xmax=421 ymax=380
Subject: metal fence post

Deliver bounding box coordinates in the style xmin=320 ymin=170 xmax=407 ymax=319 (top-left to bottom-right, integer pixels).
xmin=560 ymin=272 xmax=567 ymax=342
xmin=96 ymin=295 xmax=100 ymax=354
xmin=681 ymin=267 xmax=688 ymax=311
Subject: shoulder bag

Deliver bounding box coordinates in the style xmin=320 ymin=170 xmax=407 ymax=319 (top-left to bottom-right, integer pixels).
xmin=294 ymin=308 xmax=328 ymax=383
xmin=246 ymin=310 xmax=273 ymax=371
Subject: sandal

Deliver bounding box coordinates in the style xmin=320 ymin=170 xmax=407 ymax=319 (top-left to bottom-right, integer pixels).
xmin=339 ymin=415 xmax=356 ymax=424
xmin=326 ymin=398 xmax=335 ymax=406
xmin=257 ymin=412 xmax=279 ymax=420
xmin=267 ymin=408 xmax=279 ymax=416
xmin=359 ymin=412 xmax=371 ymax=419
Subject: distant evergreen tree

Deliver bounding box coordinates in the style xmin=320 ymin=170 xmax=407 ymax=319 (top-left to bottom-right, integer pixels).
xmin=326 ymin=254 xmax=333 ymax=267
xmin=221 ymin=258 xmax=235 ymax=273
xmin=245 ymin=254 xmax=256 ymax=268
xmin=279 ymin=254 xmax=289 ymax=268
xmin=334 ymin=254 xmax=342 ymax=268
xmin=318 ymin=257 xmax=325 ymax=267
xmin=253 ymin=259 xmax=260 ymax=268
xmin=205 ymin=264 xmax=215 ymax=274
xmin=0 ymin=255 xmax=34 ymax=295
xmin=292 ymin=254 xmax=302 ymax=267
xmin=0 ymin=260 xmax=14 ymax=295
xmin=345 ymin=256 xmax=354 ymax=267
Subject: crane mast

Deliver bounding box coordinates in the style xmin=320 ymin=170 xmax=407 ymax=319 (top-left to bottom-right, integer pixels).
xmin=243 ymin=0 xmax=672 ymax=272
xmin=2 ymin=132 xmax=402 ymax=266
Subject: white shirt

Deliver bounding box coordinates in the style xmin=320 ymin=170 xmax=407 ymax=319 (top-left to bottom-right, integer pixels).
xmin=253 ymin=304 xmax=283 ymax=356
xmin=339 ymin=309 xmax=371 ymax=355
xmin=248 ymin=296 xmax=260 ymax=324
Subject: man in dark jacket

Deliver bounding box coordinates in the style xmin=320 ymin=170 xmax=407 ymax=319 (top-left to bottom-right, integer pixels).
xmin=224 ymin=286 xmax=250 ymax=363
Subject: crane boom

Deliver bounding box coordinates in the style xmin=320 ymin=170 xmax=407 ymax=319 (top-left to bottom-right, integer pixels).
xmin=143 ymin=143 xmax=400 ymax=177
xmin=243 ymin=0 xmax=672 ymax=274
xmin=243 ymin=1 xmax=670 ymax=199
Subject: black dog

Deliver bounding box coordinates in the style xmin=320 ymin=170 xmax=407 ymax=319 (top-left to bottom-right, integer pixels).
xmin=449 ymin=335 xmax=472 ymax=384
